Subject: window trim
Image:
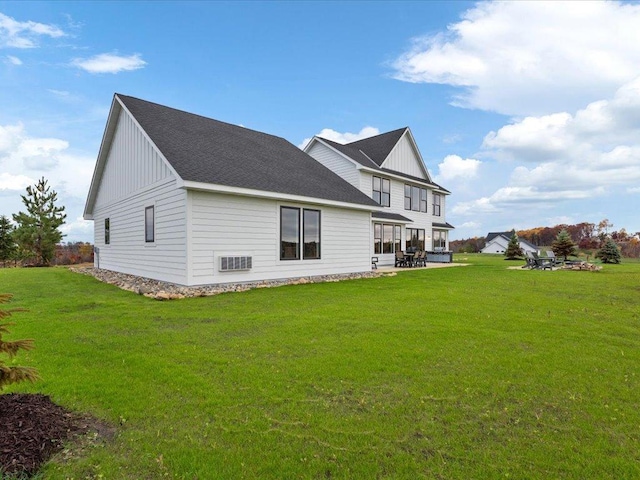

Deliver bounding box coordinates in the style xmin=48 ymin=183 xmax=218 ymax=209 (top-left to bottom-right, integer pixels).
xmin=280 ymin=206 xmax=300 ymax=261
xmin=404 ymin=184 xmax=427 ymax=212
xmin=406 ymin=228 xmax=426 ymax=251
xmin=303 ymin=208 xmax=321 ymax=260
xmin=145 ymin=206 xmax=154 ymax=243
xmin=433 ymin=229 xmax=447 ymax=250
xmin=372 ymin=176 xmax=390 ymax=207
xmin=433 ymin=193 xmax=442 ymax=216
xmin=374 ymin=222 xmax=402 ymax=254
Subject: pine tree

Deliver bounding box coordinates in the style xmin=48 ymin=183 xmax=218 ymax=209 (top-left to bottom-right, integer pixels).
xmin=596 ymin=238 xmax=621 ymax=264
xmin=551 ymin=229 xmax=577 ymax=261
xmin=0 ymin=215 xmax=16 ymax=267
xmin=0 ymin=294 xmax=39 ymax=390
xmin=505 ymin=232 xmax=524 ymax=259
xmin=12 ymin=177 xmax=66 ymax=266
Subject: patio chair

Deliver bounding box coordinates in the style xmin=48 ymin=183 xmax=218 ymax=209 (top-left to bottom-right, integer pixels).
xmin=414 ymin=250 xmax=427 ymax=267
xmin=546 ymin=250 xmax=563 ymax=266
xmin=524 ymin=251 xmax=537 ymax=269
xmin=394 ymin=250 xmax=407 ymax=268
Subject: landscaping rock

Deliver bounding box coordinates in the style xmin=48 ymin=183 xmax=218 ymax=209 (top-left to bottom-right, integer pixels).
xmin=69 ymin=267 xmax=381 ymax=300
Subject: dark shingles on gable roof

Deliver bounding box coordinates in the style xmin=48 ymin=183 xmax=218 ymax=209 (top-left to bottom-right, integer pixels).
xmin=372 ymin=211 xmax=412 ymax=222
xmin=347 ymin=128 xmax=407 ymax=166
xmin=116 ymin=94 xmax=378 ymax=207
xmin=316 ymin=137 xmax=379 ymax=169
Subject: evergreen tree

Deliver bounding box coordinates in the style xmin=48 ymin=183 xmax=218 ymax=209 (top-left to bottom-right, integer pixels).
xmin=0 ymin=294 xmax=38 ymax=390
xmin=596 ymin=238 xmax=621 ymax=264
xmin=505 ymin=232 xmax=524 ymax=259
xmin=0 ymin=215 xmax=16 ymax=267
xmin=551 ymin=229 xmax=577 ymax=261
xmin=12 ymin=177 xmax=66 ymax=266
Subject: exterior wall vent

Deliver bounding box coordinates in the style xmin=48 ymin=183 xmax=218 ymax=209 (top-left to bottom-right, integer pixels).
xmin=219 ymin=256 xmax=252 ymax=272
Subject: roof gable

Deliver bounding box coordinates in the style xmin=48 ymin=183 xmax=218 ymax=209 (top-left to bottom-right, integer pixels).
xmin=86 ymin=94 xmax=379 ymax=217
xmin=347 ymin=128 xmax=407 ymax=166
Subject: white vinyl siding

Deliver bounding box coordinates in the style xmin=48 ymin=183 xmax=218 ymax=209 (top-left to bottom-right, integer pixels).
xmin=93 ymin=179 xmax=188 ymax=284
xmin=188 ymin=190 xmax=371 ymax=285
xmin=91 ymin=108 xmax=187 ymax=284
xmin=306 ymin=141 xmax=359 ymax=188
xmin=383 ymin=134 xmax=426 ymax=179
xmin=94 ymin=109 xmax=173 ymax=209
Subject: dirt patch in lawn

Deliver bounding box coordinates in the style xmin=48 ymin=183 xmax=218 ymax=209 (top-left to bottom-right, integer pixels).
xmin=0 ymin=393 xmax=115 ymax=478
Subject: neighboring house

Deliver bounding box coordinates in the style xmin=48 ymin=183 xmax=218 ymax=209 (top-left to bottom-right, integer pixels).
xmin=481 ymin=232 xmax=538 ymax=255
xmin=84 ymin=94 xmax=381 ymax=286
xmin=304 ymin=128 xmax=454 ymax=266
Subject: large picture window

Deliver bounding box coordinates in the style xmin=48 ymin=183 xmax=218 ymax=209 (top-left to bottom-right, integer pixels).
xmin=281 ymin=207 xmax=322 ymax=260
xmin=372 ymin=176 xmax=390 ymax=207
xmin=303 ymin=209 xmax=321 ymax=259
xmin=374 ymin=223 xmax=401 ymax=254
xmin=433 ymin=194 xmax=442 ymax=216
xmin=145 ymin=206 xmax=154 ymax=243
xmin=406 ymin=228 xmax=425 ymax=251
xmin=405 ymin=185 xmax=427 ymax=212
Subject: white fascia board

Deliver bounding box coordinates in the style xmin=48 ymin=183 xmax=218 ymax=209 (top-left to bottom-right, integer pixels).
xmin=83 ymin=97 xmax=121 ymax=219
xmin=372 ymin=216 xmax=413 ymax=224
xmin=180 ymin=180 xmax=379 ymax=212
xmin=358 ymin=166 xmax=435 ymax=189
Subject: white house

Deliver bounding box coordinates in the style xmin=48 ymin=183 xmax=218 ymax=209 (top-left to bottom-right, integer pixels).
xmin=304 ymin=129 xmax=453 ymax=266
xmin=84 ymin=94 xmax=454 ymax=286
xmin=481 ymin=231 xmax=538 ymax=255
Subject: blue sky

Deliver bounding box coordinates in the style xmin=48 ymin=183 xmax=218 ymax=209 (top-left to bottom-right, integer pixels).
xmin=1 ymin=1 xmax=640 ymax=242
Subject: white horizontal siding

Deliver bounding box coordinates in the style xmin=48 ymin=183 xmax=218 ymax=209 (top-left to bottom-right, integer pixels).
xmin=187 ymin=190 xmax=371 ymax=286
xmin=93 ymin=178 xmax=188 ymax=284
xmin=94 ymin=109 xmax=173 ymax=209
xmin=383 ymin=134 xmax=426 ymax=179
xmin=306 ymin=142 xmax=359 ymax=188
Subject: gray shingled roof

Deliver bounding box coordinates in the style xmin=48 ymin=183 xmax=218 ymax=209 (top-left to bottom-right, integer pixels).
xmin=347 ymin=128 xmax=407 ymax=166
xmin=372 ymin=211 xmax=413 ymax=222
xmin=433 ymin=221 xmax=455 ymax=229
xmin=117 ymin=94 xmax=378 ymax=207
xmin=317 ymin=130 xmax=450 ymax=193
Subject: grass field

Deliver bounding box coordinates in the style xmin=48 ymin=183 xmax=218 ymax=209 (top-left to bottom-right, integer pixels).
xmin=2 ymin=254 xmax=639 ymax=479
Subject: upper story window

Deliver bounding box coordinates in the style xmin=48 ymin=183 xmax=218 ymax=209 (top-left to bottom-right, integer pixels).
xmin=372 ymin=176 xmax=390 ymax=207
xmin=433 ymin=194 xmax=442 ymax=216
xmin=404 ymin=185 xmax=427 ymax=212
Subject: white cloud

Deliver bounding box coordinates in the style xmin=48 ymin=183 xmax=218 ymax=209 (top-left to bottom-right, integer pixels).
xmin=392 ymin=1 xmax=640 ymax=116
xmin=59 ymin=215 xmax=93 ymax=237
xmin=0 ymin=172 xmax=34 ymax=191
xmin=0 ymin=12 xmax=66 ymax=48
xmin=435 ymin=154 xmax=481 ymax=182
xmin=4 ymin=54 xmax=22 ymax=65
xmin=71 ymin=53 xmax=147 ymax=74
xmin=298 ymin=126 xmax=380 ymax=149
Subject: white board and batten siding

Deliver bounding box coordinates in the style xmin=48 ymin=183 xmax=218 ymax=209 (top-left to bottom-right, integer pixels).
xmin=188 ymin=190 xmax=372 ymax=286
xmin=383 ymin=134 xmax=427 ymax=179
xmin=92 ymin=109 xmax=188 ymax=284
xmin=305 ymin=141 xmax=360 ymax=188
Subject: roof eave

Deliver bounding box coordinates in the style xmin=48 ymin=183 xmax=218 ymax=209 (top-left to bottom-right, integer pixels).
xmin=180 ymin=180 xmax=379 ymax=211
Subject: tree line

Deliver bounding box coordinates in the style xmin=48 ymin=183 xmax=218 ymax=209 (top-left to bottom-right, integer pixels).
xmin=451 ymin=219 xmax=640 ymax=258
xmin=0 ymin=178 xmax=91 ymax=267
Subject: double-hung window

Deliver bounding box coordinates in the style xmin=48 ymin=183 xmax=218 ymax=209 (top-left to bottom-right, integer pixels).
xmin=433 ymin=193 xmax=442 ymax=216
xmin=281 ymin=207 xmax=321 ymax=260
xmin=372 ymin=176 xmax=390 ymax=207
xmin=404 ymin=185 xmax=427 ymax=212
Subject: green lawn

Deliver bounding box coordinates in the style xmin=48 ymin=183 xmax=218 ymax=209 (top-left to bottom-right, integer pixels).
xmin=2 ymin=254 xmax=640 ymax=479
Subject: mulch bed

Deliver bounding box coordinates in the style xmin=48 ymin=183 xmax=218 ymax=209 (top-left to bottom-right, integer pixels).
xmin=0 ymin=393 xmax=114 ymax=477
